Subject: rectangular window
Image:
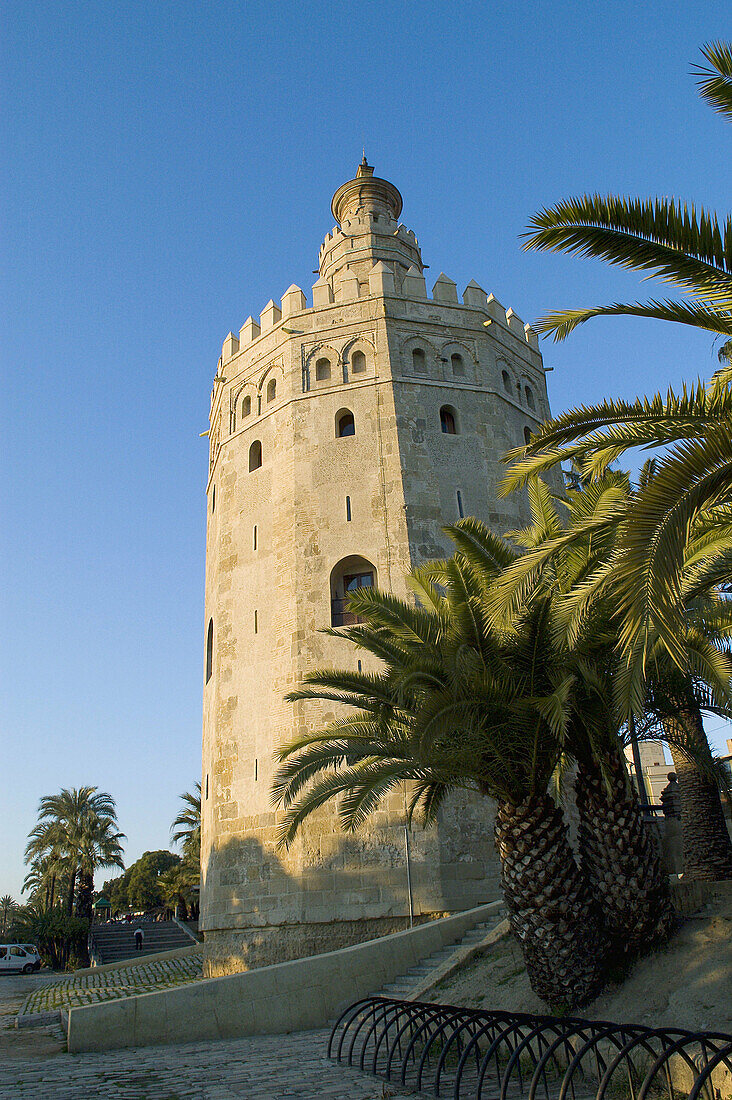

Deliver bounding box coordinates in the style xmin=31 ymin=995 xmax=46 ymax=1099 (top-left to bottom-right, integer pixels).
xmin=346 ymin=495 xmax=351 ymax=521
xmin=254 ymin=758 xmax=258 ymax=781
xmin=253 ymin=525 xmax=257 ymax=551
xmin=254 ymin=609 xmax=258 ymax=634
xmin=344 ymin=572 xmax=373 ymax=592
xmin=205 ymin=774 xmax=209 ymax=799
xmin=456 ymin=490 xmax=464 ymax=519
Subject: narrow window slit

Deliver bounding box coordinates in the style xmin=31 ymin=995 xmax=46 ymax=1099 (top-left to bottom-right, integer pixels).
xmin=346 ymin=496 xmax=352 ymax=521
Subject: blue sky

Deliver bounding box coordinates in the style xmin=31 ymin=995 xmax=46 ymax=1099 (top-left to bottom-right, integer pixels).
xmin=2 ymin=1 xmax=730 ymax=899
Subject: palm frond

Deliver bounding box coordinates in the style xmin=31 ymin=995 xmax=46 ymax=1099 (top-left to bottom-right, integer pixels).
xmin=533 ymin=299 xmax=732 ymax=343
xmin=694 ymin=41 xmax=732 ymax=122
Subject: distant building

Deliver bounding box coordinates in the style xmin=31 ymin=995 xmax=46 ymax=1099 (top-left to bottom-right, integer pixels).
xmin=625 ymin=740 xmax=670 ymax=806
xmin=199 ymin=160 xmax=553 ymax=977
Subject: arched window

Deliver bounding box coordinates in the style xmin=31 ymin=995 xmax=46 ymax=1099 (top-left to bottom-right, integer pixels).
xmin=440 ymin=405 xmax=457 ymax=435
xmin=267 ymin=379 xmax=276 ymax=402
xmin=412 ymin=348 xmax=426 ymax=373
xmin=330 ymin=555 xmax=377 ymax=626
xmin=502 ymin=370 xmax=511 ymax=393
xmin=336 ymin=409 xmax=355 ymax=437
xmin=451 ymin=353 xmax=465 ymax=377
xmin=249 ymin=440 xmax=262 ymax=471
xmin=315 ymin=357 xmax=331 ymax=381
xmin=351 ymin=350 xmax=366 ymax=374
xmin=525 ymin=386 xmax=535 ymax=409
xmin=205 ymin=619 xmax=213 ymax=683
xmin=242 ymin=395 xmax=251 ymax=418
xmin=524 ymin=426 xmax=533 ymax=445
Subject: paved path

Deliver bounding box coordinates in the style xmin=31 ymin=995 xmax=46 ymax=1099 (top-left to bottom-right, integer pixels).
xmin=2 ymin=971 xmax=410 ymax=1099
xmin=0 ymin=1028 xmax=412 ymax=1099
xmin=18 ymin=950 xmax=203 ymax=1015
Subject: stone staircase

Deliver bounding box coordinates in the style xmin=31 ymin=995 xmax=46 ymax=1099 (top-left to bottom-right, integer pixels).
xmin=374 ymin=910 xmax=507 ymax=1001
xmin=90 ymin=919 xmax=195 ymax=964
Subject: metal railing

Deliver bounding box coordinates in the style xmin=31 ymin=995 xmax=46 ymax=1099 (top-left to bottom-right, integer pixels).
xmin=328 ymin=996 xmax=732 ymax=1099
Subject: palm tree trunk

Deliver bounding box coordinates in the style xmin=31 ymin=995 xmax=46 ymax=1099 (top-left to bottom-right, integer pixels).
xmin=662 ymin=706 xmax=732 ymax=881
xmin=66 ymin=865 xmax=77 ymax=916
xmin=575 ymin=752 xmax=675 ymax=950
xmin=495 ymin=793 xmax=605 ymax=1010
xmin=49 ymin=873 xmax=56 ymax=911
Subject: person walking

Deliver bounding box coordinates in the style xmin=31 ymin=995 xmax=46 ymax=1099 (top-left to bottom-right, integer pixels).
xmin=134 ymin=926 xmax=144 ymax=952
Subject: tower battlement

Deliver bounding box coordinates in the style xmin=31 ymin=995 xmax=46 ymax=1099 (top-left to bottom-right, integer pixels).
xmin=219 ymin=274 xmax=540 ymax=366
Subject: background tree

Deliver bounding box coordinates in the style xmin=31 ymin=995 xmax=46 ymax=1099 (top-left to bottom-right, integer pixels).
xmin=25 ymin=787 xmax=125 ymax=917
xmin=104 ymin=850 xmax=180 ymax=912
xmin=0 ymin=895 xmax=16 ymax=935
xmin=171 ymin=783 xmax=201 ymax=865
xmin=169 ymin=783 xmax=201 ymax=919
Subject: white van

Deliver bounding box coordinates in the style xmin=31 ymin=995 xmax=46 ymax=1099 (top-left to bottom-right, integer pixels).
xmin=0 ymin=944 xmax=42 ymax=973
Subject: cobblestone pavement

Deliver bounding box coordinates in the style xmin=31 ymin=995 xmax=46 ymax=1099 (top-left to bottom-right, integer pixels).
xmin=0 ymin=973 xmax=66 ymax=1061
xmin=18 ymin=950 xmax=203 ymax=1015
xmin=0 ymin=1028 xmax=413 ymax=1100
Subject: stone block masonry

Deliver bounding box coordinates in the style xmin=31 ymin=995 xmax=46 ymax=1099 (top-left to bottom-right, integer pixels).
xmin=201 ymin=157 xmax=553 ymax=973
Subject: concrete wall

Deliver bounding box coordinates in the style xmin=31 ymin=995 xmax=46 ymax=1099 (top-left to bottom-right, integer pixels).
xmin=66 ymin=900 xmax=502 ymax=1053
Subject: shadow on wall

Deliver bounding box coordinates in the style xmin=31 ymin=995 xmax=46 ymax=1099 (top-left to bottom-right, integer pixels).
xmin=200 ymin=803 xmax=500 ymax=978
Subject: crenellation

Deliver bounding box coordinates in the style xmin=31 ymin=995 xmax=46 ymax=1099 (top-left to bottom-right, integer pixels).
xmin=312 ymin=275 xmax=334 ymax=308
xmin=432 ymin=272 xmax=458 ymax=303
xmin=260 ymin=299 xmax=282 ymax=332
xmin=281 ymin=284 xmax=307 ymax=317
xmin=239 ymin=317 xmax=261 ymax=345
xmin=403 ymin=264 xmax=427 ymax=299
xmin=505 ymin=307 xmax=525 ymax=338
xmin=368 ymin=260 xmax=395 ymax=297
xmin=222 ymin=332 xmax=240 ymax=361
xmin=463 ymin=280 xmax=487 ymax=309
xmin=337 ymin=269 xmax=360 ymax=301
xmin=524 ymin=324 xmax=540 ymax=350
xmin=485 ymin=293 xmax=506 ymax=324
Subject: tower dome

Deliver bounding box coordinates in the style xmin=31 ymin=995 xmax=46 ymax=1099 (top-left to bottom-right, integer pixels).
xmin=331 ymin=156 xmax=403 ymax=226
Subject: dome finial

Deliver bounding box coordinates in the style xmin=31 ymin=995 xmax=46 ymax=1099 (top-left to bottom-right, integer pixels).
xmin=356 ymin=153 xmax=373 ymax=179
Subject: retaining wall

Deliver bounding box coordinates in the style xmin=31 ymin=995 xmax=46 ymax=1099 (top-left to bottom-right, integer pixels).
xmin=66 ymin=900 xmax=501 ymax=1052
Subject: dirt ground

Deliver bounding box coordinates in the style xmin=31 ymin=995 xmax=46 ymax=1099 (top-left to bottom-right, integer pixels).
xmin=426 ymin=884 xmax=732 ymax=1034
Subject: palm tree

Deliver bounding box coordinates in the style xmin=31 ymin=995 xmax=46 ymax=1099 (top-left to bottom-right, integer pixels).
xmin=493 ymin=473 xmax=732 ymax=881
xmin=25 ymin=788 xmax=125 ymax=918
xmin=0 ymin=895 xmax=16 ymax=934
xmin=450 ymin=482 xmax=674 ymax=949
xmin=75 ymin=813 xmax=126 ymax=925
xmin=171 ymin=783 xmax=201 ymax=864
xmin=273 ymin=572 xmax=605 ymax=1011
xmin=170 ymin=784 xmax=202 ymax=920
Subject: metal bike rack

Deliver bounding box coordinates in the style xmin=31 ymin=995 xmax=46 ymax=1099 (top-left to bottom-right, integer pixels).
xmin=328 ymin=996 xmax=732 ymax=1099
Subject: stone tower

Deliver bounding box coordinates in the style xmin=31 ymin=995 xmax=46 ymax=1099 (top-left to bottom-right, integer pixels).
xmin=200 ymin=160 xmax=551 ymax=976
